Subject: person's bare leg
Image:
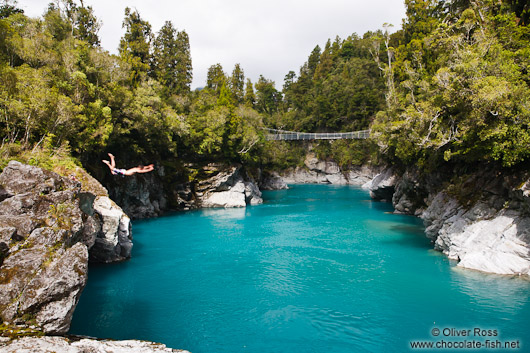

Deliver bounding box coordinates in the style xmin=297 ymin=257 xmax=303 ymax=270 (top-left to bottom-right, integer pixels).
xmin=108 ymin=153 xmax=116 ymax=169
xmin=102 ymin=159 xmax=114 ymax=173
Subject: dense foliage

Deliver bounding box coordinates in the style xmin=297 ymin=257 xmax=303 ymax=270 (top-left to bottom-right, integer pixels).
xmin=372 ymin=0 xmax=530 ymax=169
xmin=0 ymin=0 xmax=270 ymax=173
xmin=1 ymin=0 xmax=529 ymax=177
xmin=279 ymin=35 xmax=385 ymax=133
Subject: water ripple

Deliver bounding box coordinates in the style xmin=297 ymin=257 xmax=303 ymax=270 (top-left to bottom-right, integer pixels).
xmin=71 ymin=185 xmax=530 ymax=353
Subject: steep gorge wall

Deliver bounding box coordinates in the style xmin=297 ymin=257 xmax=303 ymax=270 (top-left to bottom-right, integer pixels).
xmin=262 ymin=153 xmax=530 ymax=277
xmin=0 ymin=161 xmax=131 ymax=335
xmin=0 ymin=161 xmax=190 ymax=352
xmin=265 ymin=152 xmax=379 ymax=188
xmin=368 ymin=167 xmax=530 ymax=276
xmin=103 ymin=163 xmax=263 ymax=219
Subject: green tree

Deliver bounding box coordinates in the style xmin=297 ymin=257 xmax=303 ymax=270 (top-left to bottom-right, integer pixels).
xmin=152 ymin=21 xmax=178 ymax=96
xmin=402 ymin=0 xmax=444 ymax=42
xmin=188 ymin=106 xmax=229 ymax=156
xmin=175 ymin=30 xmax=192 ymax=94
xmin=119 ymin=7 xmax=152 ymax=87
xmin=244 ymin=78 xmax=255 ymax=107
xmin=372 ymin=1 xmax=530 ymax=168
xmin=254 ymin=75 xmax=280 ymax=115
xmin=43 ymin=3 xmax=71 ymax=42
xmin=0 ymin=0 xmax=23 ymax=19
xmin=227 ymin=105 xmax=263 ymax=161
xmin=152 ymin=23 xmax=192 ymax=96
xmin=229 ymin=63 xmax=245 ymax=104
xmin=109 ymin=78 xmax=182 ymax=158
xmin=206 ymin=63 xmax=226 ymax=94
xmin=73 ymin=1 xmax=101 ymax=46
xmin=307 ymin=45 xmax=321 ymax=77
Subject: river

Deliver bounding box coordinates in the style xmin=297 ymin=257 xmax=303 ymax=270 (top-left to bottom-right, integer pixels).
xmin=70 ymin=184 xmax=530 ymax=352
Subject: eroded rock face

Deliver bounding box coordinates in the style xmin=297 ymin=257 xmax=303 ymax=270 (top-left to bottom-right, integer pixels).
xmin=422 ymin=193 xmax=530 ymax=275
xmin=0 ymin=161 xmax=131 ymax=334
xmin=279 ymin=154 xmax=378 ymax=187
xmin=392 ymin=169 xmax=428 ymax=216
xmin=90 ymin=196 xmax=132 ymax=263
xmin=0 ymin=336 xmax=190 ymax=353
xmin=369 ymin=168 xmax=398 ymax=201
xmin=197 ymin=165 xmax=263 ymax=208
xmin=367 ymin=166 xmax=530 ymax=276
xmin=260 ymin=172 xmax=289 ymax=191
xmin=105 ymin=167 xmax=168 ymax=219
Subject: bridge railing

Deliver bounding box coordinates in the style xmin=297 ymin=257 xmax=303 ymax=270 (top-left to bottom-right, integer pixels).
xmin=264 ymin=129 xmax=370 ymax=141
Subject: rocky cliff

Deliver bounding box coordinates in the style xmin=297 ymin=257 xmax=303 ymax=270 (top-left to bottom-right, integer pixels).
xmin=272 ymin=153 xmax=378 ymax=188
xmin=103 ymin=163 xmax=263 ymax=217
xmin=103 ymin=166 xmax=168 ymax=220
xmin=368 ymin=166 xmax=530 ymax=276
xmin=197 ymin=164 xmax=262 ymax=208
xmin=0 ymin=161 xmax=131 ymax=335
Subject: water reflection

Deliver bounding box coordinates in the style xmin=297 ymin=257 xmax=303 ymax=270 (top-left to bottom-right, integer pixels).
xmin=451 ymin=266 xmax=530 ymax=312
xmin=201 ymin=207 xmax=247 ymax=220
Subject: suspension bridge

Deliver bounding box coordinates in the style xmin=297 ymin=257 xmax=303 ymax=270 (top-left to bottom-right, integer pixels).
xmin=264 ymin=128 xmax=370 ymax=141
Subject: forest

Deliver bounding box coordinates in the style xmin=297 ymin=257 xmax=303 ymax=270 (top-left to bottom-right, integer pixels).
xmin=0 ymin=0 xmax=529 ymax=179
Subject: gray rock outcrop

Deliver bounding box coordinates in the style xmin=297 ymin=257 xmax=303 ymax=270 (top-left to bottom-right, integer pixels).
xmin=368 ymin=166 xmax=530 ymax=276
xmin=90 ymin=196 xmax=132 ymax=263
xmin=197 ymin=165 xmax=262 ymax=208
xmin=105 ymin=168 xmax=168 ymax=219
xmin=369 ymin=168 xmax=398 ymax=201
xmin=260 ymin=171 xmax=289 ymax=191
xmin=278 ymin=153 xmax=378 ymax=187
xmin=391 ymin=169 xmax=428 ymax=216
xmin=0 ymin=336 xmax=190 ymax=353
xmin=422 ymin=193 xmax=530 ymax=275
xmin=0 ymin=161 xmax=131 ymax=334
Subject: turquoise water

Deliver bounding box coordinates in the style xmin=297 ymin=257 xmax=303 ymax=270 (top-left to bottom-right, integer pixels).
xmin=70 ymin=185 xmax=530 ymax=352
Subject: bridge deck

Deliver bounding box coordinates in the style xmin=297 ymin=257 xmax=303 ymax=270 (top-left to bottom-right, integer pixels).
xmin=265 ymin=129 xmax=370 ymax=141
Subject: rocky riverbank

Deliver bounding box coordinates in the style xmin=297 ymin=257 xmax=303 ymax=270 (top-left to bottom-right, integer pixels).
xmin=196 ymin=164 xmax=262 ymax=208
xmin=103 ymin=154 xmax=376 ymax=218
xmin=0 ymin=335 xmax=189 ymax=352
xmin=368 ymin=166 xmax=530 ymax=276
xmin=262 ymin=152 xmax=379 ymax=188
xmin=261 ymin=154 xmax=530 ymax=277
xmin=0 ymin=161 xmax=183 ymax=351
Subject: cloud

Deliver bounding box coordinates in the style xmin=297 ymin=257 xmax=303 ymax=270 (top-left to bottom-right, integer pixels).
xmin=18 ymin=0 xmax=406 ymax=89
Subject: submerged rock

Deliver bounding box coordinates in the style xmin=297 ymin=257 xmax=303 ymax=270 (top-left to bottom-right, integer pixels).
xmin=0 ymin=161 xmax=131 ymax=334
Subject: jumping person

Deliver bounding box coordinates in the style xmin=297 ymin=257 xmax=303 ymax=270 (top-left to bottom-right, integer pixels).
xmin=102 ymin=153 xmax=154 ymax=176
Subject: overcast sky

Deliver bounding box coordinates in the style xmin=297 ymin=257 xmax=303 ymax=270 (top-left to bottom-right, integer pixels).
xmin=18 ymin=0 xmax=406 ymax=89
